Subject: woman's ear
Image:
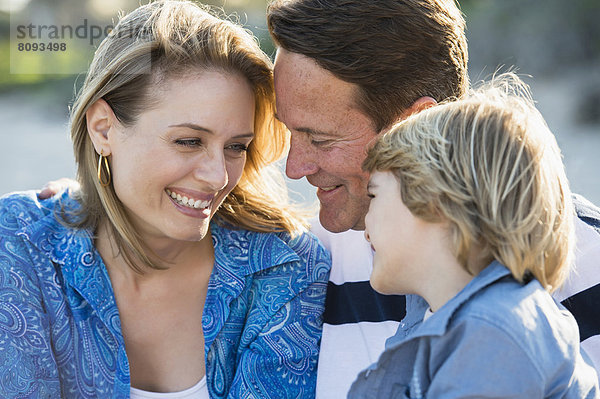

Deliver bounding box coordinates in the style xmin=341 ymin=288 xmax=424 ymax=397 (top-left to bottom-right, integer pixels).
xmin=86 ymin=99 xmax=117 ymax=155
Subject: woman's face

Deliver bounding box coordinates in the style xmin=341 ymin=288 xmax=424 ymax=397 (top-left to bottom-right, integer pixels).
xmin=105 ymin=71 xmax=255 ymax=244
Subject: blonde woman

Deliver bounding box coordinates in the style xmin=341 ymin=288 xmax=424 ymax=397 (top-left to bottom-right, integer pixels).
xmin=0 ymin=1 xmax=330 ymax=398
xmin=349 ymin=74 xmax=599 ymax=398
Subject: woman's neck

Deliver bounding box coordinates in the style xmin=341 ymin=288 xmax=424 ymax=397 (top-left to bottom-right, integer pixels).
xmin=94 ymin=219 xmax=214 ymax=286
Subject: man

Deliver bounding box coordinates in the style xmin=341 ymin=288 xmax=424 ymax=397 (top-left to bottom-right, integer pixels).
xmin=267 ymin=0 xmax=600 ymax=397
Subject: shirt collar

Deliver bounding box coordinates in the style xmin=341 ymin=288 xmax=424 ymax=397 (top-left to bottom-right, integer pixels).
xmin=210 ymin=219 xmax=301 ymax=277
xmin=17 ymin=192 xmax=122 ymax=337
xmin=193 ymin=219 xmax=302 ymax=349
xmin=18 ymin=193 xmax=94 ymax=265
xmin=387 ymin=261 xmax=512 ymax=348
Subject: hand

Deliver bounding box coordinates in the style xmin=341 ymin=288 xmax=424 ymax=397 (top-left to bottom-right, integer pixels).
xmin=38 ymin=178 xmax=80 ymax=199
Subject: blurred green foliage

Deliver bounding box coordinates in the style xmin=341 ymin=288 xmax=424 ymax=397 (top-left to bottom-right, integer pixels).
xmin=1 ymin=0 xmax=598 ymax=95
xmin=0 ymin=0 xmax=271 ymax=93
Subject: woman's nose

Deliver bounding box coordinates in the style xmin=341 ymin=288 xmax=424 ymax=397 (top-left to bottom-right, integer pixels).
xmin=194 ymin=150 xmax=228 ymax=192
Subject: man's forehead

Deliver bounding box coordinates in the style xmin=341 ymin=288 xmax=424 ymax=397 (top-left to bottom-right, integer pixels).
xmin=275 ymin=50 xmax=354 ymax=99
xmin=274 ymin=48 xmax=321 ymax=77
xmin=274 ymin=92 xmax=370 ymax=137
xmin=273 ymin=49 xmax=378 ymax=136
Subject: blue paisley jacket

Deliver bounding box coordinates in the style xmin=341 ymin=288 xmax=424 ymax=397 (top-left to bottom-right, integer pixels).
xmin=0 ymin=191 xmax=331 ymax=398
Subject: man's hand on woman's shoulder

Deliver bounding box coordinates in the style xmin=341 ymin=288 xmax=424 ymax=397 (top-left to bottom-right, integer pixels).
xmin=38 ymin=178 xmax=79 ymax=199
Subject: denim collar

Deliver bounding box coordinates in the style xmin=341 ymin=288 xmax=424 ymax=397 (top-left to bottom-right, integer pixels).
xmin=387 ymin=260 xmax=512 ymax=349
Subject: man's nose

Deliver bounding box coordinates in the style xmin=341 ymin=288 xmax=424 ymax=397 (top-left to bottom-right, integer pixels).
xmin=285 ymin=133 xmax=319 ymax=179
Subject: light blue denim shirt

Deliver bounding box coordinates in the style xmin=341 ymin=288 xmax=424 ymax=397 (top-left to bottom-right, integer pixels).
xmin=0 ymin=191 xmax=331 ymax=398
xmin=348 ymin=261 xmax=600 ymax=398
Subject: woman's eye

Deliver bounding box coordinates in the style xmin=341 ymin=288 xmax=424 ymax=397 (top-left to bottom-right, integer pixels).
xmin=175 ymin=138 xmax=202 ymax=148
xmin=367 ymin=192 xmax=375 ymax=199
xmin=174 ymin=139 xmax=249 ymax=154
xmin=227 ymin=143 xmax=249 ymax=153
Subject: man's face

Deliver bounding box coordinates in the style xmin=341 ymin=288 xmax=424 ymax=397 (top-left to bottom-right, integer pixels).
xmin=274 ymin=49 xmax=378 ymax=232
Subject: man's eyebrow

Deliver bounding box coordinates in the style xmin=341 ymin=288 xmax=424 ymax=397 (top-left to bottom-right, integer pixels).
xmin=169 ymin=123 xmax=254 ymax=138
xmin=297 ymin=126 xmax=332 ymax=137
xmin=273 ymin=114 xmax=332 ymax=137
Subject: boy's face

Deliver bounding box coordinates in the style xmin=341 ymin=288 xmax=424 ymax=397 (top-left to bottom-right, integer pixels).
xmin=364 ymin=171 xmax=449 ymax=295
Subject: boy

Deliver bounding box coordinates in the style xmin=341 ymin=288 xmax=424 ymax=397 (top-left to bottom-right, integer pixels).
xmin=350 ymin=74 xmax=599 ymax=398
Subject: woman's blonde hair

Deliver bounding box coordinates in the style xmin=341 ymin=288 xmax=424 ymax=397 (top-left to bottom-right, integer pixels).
xmin=67 ymin=0 xmax=307 ymax=272
xmin=363 ymin=73 xmax=574 ymax=292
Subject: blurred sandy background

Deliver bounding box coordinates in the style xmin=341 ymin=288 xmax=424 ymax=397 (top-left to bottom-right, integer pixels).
xmin=1 ymin=0 xmax=599 ymax=206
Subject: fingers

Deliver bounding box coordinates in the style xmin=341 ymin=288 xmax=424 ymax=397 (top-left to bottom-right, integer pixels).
xmin=38 ymin=178 xmax=80 ymax=199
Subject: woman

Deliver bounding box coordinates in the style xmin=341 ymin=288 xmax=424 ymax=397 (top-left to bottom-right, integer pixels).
xmin=0 ymin=1 xmax=330 ymax=398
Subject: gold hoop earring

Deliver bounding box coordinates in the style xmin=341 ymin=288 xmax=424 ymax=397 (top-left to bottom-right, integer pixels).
xmin=97 ymin=151 xmax=111 ymax=187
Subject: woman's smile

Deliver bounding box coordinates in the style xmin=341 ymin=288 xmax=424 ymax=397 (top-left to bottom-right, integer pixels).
xmin=165 ymin=188 xmax=212 ymax=210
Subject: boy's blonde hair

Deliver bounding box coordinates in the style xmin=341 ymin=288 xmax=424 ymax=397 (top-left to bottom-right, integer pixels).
xmin=67 ymin=0 xmax=307 ymax=272
xmin=363 ymin=73 xmax=574 ymax=291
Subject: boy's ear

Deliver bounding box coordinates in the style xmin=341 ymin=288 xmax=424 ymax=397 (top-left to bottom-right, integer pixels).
xmin=399 ymin=96 xmax=437 ymax=120
xmin=86 ymin=99 xmax=118 ymax=156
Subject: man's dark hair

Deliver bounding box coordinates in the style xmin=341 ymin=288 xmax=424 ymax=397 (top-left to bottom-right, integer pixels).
xmin=267 ymin=0 xmax=469 ymax=132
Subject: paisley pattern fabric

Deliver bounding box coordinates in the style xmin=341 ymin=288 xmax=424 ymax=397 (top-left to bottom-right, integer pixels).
xmin=0 ymin=191 xmax=331 ymax=398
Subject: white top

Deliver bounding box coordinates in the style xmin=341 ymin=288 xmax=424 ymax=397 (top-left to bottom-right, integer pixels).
xmin=130 ymin=377 xmax=209 ymax=399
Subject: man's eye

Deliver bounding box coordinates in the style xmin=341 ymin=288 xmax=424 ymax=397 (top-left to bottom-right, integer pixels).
xmin=311 ymin=139 xmax=331 ymax=147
